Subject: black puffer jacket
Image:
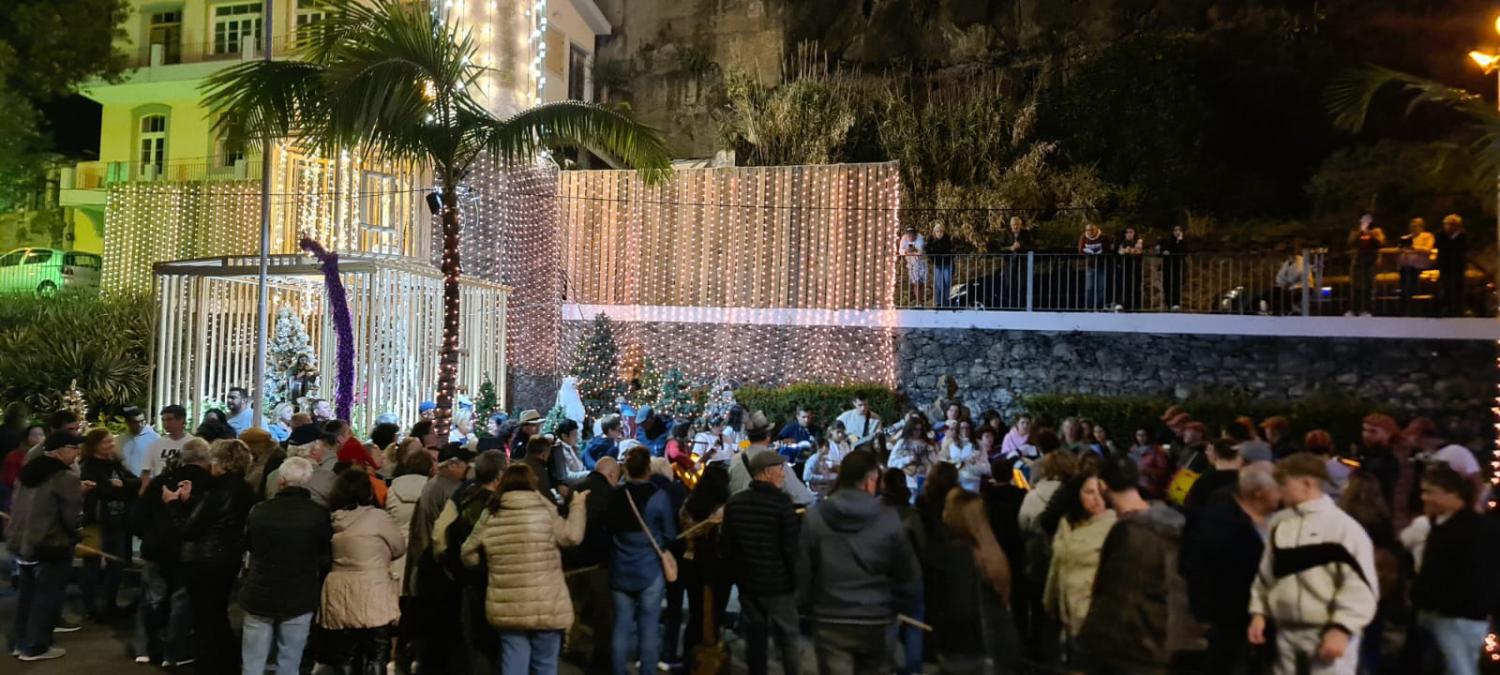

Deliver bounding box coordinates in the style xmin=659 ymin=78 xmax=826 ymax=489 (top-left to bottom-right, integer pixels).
xmin=240 ymin=486 xmax=332 ymax=619
xmin=169 ymin=470 xmax=254 ymax=565
xmin=722 ymin=480 xmax=799 ymax=596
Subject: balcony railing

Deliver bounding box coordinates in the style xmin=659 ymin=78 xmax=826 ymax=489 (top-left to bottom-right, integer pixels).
xmin=130 ymin=35 xmax=296 ymax=69
xmin=63 ymin=158 xmax=263 ymax=190
xmin=898 ymin=250 xmax=1496 ymax=318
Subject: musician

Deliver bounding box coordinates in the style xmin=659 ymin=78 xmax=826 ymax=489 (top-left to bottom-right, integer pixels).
xmin=834 ymin=396 xmax=882 ymax=451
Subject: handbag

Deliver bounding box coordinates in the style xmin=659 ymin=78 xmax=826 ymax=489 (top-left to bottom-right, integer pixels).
xmin=625 ymin=489 xmax=678 ymax=583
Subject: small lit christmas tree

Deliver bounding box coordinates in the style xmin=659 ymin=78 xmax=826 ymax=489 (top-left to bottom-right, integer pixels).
xmin=652 ymin=367 xmax=698 ymax=419
xmin=702 ymin=374 xmax=736 ymax=421
xmin=475 ymin=375 xmax=501 ymax=421
xmin=540 ymin=404 xmax=569 ymax=436
xmin=568 ymin=313 xmax=623 ymax=417
xmin=62 ymin=379 xmax=89 ymax=433
xmin=635 ymin=358 xmax=663 ymax=408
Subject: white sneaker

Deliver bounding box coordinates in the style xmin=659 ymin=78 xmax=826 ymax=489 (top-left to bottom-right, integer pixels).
xmin=1343 ymin=310 xmax=1355 ymax=317
xmin=1360 ymin=311 xmax=1373 ymax=317
xmin=19 ymin=647 xmax=66 ymax=661
xmin=134 ymin=656 xmax=151 ymax=664
xmin=1170 ymin=304 xmax=1181 ymax=311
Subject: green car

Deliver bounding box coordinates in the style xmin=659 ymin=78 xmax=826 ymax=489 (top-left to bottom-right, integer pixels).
xmin=0 ymin=247 xmax=102 ymax=296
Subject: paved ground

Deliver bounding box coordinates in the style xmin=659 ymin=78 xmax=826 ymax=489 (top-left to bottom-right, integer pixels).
xmin=0 ymin=545 xmax=815 ymax=675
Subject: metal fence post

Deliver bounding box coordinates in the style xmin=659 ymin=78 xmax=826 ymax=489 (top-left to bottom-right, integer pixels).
xmin=1025 ymin=251 xmax=1035 ymax=312
xmin=1300 ymin=248 xmax=1311 ymax=317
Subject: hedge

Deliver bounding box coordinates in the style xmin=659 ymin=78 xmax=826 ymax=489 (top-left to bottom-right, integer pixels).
xmin=1019 ymin=392 xmax=1385 ymax=451
xmin=0 ymin=291 xmax=154 ymax=420
xmin=735 ymin=382 xmax=905 ymax=431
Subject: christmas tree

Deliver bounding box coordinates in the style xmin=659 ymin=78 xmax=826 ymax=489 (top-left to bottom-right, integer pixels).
xmin=652 ymin=367 xmax=698 ymax=419
xmin=702 ymin=374 xmax=736 ymax=421
xmin=266 ymin=306 xmax=319 ymax=407
xmin=568 ymin=313 xmax=623 ymax=417
xmin=62 ymin=379 xmax=89 ymax=433
xmin=635 ymin=358 xmax=664 ymax=408
xmin=475 ymin=375 xmax=500 ymax=421
xmin=540 ymin=404 xmax=569 ymax=436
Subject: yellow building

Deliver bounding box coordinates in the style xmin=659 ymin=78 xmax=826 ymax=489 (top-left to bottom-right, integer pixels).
xmin=59 ymin=0 xmax=611 ymax=272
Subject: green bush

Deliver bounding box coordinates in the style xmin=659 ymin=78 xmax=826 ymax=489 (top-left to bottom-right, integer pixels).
xmin=734 ymin=382 xmax=905 ymax=431
xmin=0 ymin=291 xmax=154 ymax=418
xmin=1019 ymin=392 xmax=1383 ymax=451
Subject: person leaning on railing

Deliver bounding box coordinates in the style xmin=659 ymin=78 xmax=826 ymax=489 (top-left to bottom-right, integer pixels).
xmin=997 ymin=217 xmax=1034 ymax=309
xmin=927 ymin=222 xmax=956 ymax=307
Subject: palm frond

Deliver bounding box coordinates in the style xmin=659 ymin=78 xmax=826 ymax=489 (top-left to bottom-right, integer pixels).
xmin=203 ymin=60 xmax=331 ymax=149
xmin=478 ymin=102 xmax=673 ymax=182
xmin=1326 ymin=64 xmax=1488 ymax=132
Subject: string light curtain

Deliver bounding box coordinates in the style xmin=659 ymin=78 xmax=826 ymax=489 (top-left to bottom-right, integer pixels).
xmin=552 ymin=162 xmax=903 ymax=387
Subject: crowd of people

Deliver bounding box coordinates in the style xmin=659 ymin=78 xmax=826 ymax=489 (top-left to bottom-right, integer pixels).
xmin=2 ymin=383 xmax=1498 ymax=675
xmin=896 ymin=212 xmax=1475 ymax=317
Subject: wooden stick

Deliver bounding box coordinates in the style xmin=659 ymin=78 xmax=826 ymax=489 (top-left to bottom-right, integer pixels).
xmin=898 ymin=614 xmax=934 ymax=632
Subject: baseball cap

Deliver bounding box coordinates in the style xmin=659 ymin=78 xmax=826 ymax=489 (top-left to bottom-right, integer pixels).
xmin=419 ymin=401 xmax=436 ymax=413
xmin=748 ymin=450 xmax=787 ymax=474
xmin=45 ymin=431 xmax=84 ymax=452
xmin=438 ymin=442 xmax=476 ymax=464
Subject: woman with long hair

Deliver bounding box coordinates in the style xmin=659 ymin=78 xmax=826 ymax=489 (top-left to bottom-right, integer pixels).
xmin=318 ymin=469 xmax=406 ymax=674
xmin=942 ymin=489 xmax=1022 ymax=673
xmin=679 ymin=463 xmax=732 ymax=671
xmin=462 ymin=463 xmax=588 ymax=672
xmin=944 ymin=419 xmax=989 ymax=492
xmin=1044 ymin=473 xmax=1117 ymax=650
xmin=78 ymin=428 xmax=139 ymax=621
xmin=890 ymin=416 xmax=938 ymax=493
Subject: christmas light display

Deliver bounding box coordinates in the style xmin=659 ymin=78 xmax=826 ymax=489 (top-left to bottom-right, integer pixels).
xmin=651 ymin=367 xmax=698 ymax=418
xmin=266 ymin=305 xmax=320 ymax=408
xmin=568 ymin=313 xmax=623 ymax=417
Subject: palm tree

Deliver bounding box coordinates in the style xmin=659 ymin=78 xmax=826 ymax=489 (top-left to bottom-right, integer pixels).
xmin=1326 ymin=64 xmax=1500 ymax=180
xmin=204 ymin=0 xmax=670 ymax=431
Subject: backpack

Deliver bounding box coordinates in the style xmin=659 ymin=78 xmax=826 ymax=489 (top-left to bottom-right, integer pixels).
xmin=440 ymin=486 xmax=493 ymax=586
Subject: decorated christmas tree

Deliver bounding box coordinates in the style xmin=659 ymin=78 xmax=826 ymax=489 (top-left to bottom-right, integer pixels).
xmin=540 ymin=404 xmax=569 ymax=436
xmin=266 ymin=306 xmax=319 ymax=407
xmin=635 ymin=358 xmax=664 ymax=408
xmin=568 ymin=313 xmax=623 ymax=417
xmin=62 ymin=379 xmax=89 ymax=433
xmin=652 ymin=367 xmax=698 ymax=419
xmin=702 ymin=374 xmax=737 ymax=421
xmin=475 ymin=375 xmax=501 ymax=422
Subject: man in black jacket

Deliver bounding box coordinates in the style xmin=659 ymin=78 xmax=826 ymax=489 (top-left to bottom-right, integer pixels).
xmin=1411 ymin=464 xmax=1499 ymax=674
xmin=7 ymin=432 xmax=87 ymax=662
xmin=565 ymin=456 xmax=619 ymax=671
xmin=239 ymin=456 xmax=332 ymax=675
xmin=1179 ymin=462 xmax=1281 ymax=674
xmin=724 ymin=451 xmax=801 ymax=675
xmin=131 ymin=439 xmax=207 ymax=666
xmin=1435 ymin=213 xmax=1469 ymax=316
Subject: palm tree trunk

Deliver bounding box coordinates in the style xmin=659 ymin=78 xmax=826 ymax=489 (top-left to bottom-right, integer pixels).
xmin=435 ymin=181 xmax=461 ymax=435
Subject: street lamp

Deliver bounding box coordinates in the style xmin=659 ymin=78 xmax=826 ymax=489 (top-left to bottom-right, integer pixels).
xmin=1469 ymin=18 xmax=1500 ymax=300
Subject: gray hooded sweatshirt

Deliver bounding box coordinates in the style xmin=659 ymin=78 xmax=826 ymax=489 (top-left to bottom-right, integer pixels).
xmin=797 ymin=489 xmax=921 ymax=624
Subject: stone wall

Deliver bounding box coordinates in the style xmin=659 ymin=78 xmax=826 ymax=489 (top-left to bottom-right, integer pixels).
xmin=531 ymin=318 xmax=1496 ymax=444
xmin=898 ymin=329 xmax=1496 ymax=444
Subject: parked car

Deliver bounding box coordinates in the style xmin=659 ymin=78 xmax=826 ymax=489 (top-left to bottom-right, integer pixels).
xmin=0 ymin=248 xmax=102 ymax=296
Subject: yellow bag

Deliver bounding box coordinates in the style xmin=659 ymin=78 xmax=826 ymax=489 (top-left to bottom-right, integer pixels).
xmin=1166 ymin=467 xmax=1200 ymax=505
xmin=77 ymin=524 xmax=103 ymax=558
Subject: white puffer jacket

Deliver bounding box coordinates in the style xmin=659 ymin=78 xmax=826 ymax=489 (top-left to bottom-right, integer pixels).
xmin=1250 ymin=494 xmax=1378 ymax=634
xmin=461 ymin=489 xmax=586 ymax=631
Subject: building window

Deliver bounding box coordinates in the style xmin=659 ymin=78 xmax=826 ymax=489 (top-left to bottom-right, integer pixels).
xmin=139 ymin=115 xmax=167 ymax=175
xmin=148 ymin=10 xmax=182 ymax=64
xmin=212 ymin=2 xmax=263 ymax=55
xmin=361 ymin=172 xmax=397 ymax=231
xmin=296 ymin=0 xmax=327 ymax=46
xmin=568 ymin=45 xmax=590 ymax=101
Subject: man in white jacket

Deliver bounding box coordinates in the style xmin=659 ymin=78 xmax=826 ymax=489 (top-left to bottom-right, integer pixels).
xmin=1248 ymin=453 xmax=1378 ymax=675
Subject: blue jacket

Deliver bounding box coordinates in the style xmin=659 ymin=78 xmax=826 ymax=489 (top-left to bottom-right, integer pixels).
xmin=635 ymin=418 xmax=674 ymax=457
xmin=606 ymin=480 xmax=678 ymax=592
xmin=582 ymin=436 xmax=617 ymax=470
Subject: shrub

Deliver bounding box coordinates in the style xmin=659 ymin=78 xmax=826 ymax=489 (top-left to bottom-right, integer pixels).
xmin=734 ymin=382 xmax=905 ymax=431
xmin=1019 ymin=392 xmax=1384 ymax=451
xmin=0 ymin=291 xmax=154 ymax=418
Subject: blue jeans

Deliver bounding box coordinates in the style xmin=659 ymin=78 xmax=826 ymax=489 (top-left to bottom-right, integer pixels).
xmin=1418 ymin=612 xmax=1487 ymax=675
xmin=241 ymin=612 xmax=312 ymax=675
xmin=890 ymin=587 xmax=923 ymax=674
xmin=612 ymin=575 xmax=665 ymax=675
xmin=498 ymin=629 xmax=562 ymax=674
xmin=8 ymin=557 xmax=69 ymax=657
xmin=932 ymin=264 xmax=953 ymax=307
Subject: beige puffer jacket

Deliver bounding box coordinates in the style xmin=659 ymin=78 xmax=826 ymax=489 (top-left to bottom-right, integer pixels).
xmin=319 ymin=505 xmax=406 ymax=629
xmin=384 ymin=474 xmax=428 ymax=585
xmin=461 ymin=489 xmax=586 ymax=631
xmin=1044 ymin=510 xmax=1117 ymax=636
